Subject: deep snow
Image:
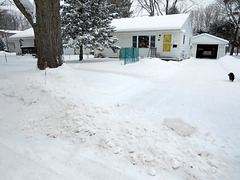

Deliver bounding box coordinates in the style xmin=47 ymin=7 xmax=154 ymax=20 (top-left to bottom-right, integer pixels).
xmin=0 ymin=52 xmax=240 ymax=179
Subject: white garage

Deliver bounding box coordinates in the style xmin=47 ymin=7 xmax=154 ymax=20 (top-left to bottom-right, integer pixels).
xmin=192 ymin=33 xmax=229 ymax=59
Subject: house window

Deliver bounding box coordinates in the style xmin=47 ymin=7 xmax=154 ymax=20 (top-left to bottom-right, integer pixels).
xmin=163 ymin=34 xmax=172 ymax=52
xmin=132 ymin=35 xmax=156 ymax=48
xmin=150 ymin=36 xmax=155 ymax=48
xmin=183 ymin=35 xmax=185 ymax=44
xmin=132 ymin=36 xmax=137 ymax=48
xmin=138 ymin=36 xmax=149 ymax=48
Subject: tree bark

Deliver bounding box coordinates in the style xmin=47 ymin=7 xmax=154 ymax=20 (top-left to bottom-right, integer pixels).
xmin=13 ymin=0 xmax=63 ymax=70
xmin=34 ymin=0 xmax=63 ymax=69
xmin=79 ymin=45 xmax=83 ymax=61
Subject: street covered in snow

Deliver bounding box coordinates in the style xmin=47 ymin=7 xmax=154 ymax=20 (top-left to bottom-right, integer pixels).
xmin=0 ymin=52 xmax=240 ymax=179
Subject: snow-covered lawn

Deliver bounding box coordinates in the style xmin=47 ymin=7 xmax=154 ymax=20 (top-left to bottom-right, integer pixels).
xmin=0 ymin=52 xmax=239 ymax=180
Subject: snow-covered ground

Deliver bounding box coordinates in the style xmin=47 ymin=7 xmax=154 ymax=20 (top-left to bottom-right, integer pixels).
xmin=0 ymin=52 xmax=240 ymax=180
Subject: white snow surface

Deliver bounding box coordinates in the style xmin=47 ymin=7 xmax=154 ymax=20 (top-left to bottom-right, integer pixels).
xmin=112 ymin=14 xmax=189 ymax=32
xmin=0 ymin=52 xmax=240 ymax=179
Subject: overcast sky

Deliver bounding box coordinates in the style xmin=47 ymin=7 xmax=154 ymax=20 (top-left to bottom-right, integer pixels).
xmin=132 ymin=0 xmax=216 ymax=16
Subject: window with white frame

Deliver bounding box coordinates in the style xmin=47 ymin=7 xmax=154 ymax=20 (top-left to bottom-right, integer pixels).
xmin=132 ymin=36 xmax=137 ymax=48
xmin=132 ymin=35 xmax=155 ymax=48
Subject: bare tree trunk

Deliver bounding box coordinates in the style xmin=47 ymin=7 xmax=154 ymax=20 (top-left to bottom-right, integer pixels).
xmin=79 ymin=45 xmax=83 ymax=61
xmin=34 ymin=0 xmax=63 ymax=69
xmin=13 ymin=0 xmax=63 ymax=70
xmin=230 ymin=16 xmax=240 ymax=55
xmin=165 ymin=0 xmax=169 ymax=14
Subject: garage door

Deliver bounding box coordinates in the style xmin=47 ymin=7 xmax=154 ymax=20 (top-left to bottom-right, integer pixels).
xmin=196 ymin=45 xmax=218 ymax=59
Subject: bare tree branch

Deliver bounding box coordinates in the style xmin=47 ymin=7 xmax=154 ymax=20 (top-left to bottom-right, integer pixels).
xmin=12 ymin=0 xmax=34 ymax=26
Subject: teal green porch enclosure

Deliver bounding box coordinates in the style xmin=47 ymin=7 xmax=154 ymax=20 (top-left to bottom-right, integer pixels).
xmin=120 ymin=48 xmax=139 ymax=65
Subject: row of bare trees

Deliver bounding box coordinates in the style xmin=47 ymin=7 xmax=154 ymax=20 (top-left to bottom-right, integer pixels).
xmin=134 ymin=0 xmax=198 ymax=16
xmin=0 ymin=0 xmax=30 ymax=30
xmin=191 ymin=0 xmax=240 ymax=55
xmin=0 ymin=9 xmax=30 ymax=30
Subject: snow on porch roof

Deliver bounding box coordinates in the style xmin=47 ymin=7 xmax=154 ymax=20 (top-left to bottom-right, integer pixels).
xmin=112 ymin=14 xmax=190 ymax=32
xmin=9 ymin=28 xmax=34 ymax=39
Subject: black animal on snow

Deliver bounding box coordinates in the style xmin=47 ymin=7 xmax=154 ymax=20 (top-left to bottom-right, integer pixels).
xmin=228 ymin=72 xmax=235 ymax=82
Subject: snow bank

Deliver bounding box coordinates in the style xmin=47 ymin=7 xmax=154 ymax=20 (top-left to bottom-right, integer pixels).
xmin=0 ymin=53 xmax=240 ymax=179
xmin=163 ymin=118 xmax=196 ymax=137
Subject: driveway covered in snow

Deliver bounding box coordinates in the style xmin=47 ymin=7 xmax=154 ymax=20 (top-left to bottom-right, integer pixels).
xmin=0 ymin=53 xmax=239 ymax=180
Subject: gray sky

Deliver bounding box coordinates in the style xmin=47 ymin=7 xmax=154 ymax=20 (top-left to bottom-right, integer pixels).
xmin=131 ymin=0 xmax=216 ymax=16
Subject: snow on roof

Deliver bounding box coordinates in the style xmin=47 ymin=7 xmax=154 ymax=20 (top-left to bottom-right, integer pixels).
xmin=192 ymin=33 xmax=229 ymax=44
xmin=0 ymin=29 xmax=22 ymax=34
xmin=112 ymin=14 xmax=190 ymax=32
xmin=9 ymin=28 xmax=34 ymax=39
xmin=7 ymin=14 xmax=189 ymax=39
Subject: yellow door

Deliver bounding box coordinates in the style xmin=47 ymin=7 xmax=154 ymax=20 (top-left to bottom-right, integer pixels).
xmin=163 ymin=34 xmax=172 ymax=52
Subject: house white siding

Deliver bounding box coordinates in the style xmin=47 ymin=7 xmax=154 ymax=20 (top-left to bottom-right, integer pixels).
xmin=9 ymin=37 xmax=35 ymax=54
xmin=96 ymin=14 xmax=192 ymax=60
xmin=97 ymin=32 xmax=132 ymax=57
xmin=217 ymin=45 xmax=227 ymax=59
xmin=98 ymin=29 xmax=192 ymax=59
xmin=158 ymin=31 xmax=183 ymax=59
xmin=179 ymin=16 xmax=193 ymax=59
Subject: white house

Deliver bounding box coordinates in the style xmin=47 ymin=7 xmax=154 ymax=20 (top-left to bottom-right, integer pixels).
xmin=0 ymin=29 xmax=22 ymax=52
xmin=8 ymin=28 xmax=36 ymax=55
xmin=96 ymin=14 xmax=192 ymax=60
xmin=9 ymin=28 xmax=90 ymax=55
xmin=192 ymin=33 xmax=229 ymax=59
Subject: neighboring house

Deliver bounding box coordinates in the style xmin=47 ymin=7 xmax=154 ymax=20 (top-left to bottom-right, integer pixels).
xmin=191 ymin=33 xmax=229 ymax=59
xmin=96 ymin=14 xmax=192 ymax=60
xmin=9 ymin=28 xmax=90 ymax=55
xmin=8 ymin=28 xmax=36 ymax=55
xmin=0 ymin=29 xmax=22 ymax=52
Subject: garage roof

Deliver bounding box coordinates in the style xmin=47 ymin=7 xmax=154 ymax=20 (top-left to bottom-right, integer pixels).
xmin=192 ymin=33 xmax=229 ymax=45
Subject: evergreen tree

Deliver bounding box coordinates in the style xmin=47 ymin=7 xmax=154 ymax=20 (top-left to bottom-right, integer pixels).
xmin=61 ymin=0 xmax=119 ymax=61
xmin=209 ymin=20 xmax=240 ymax=53
xmin=107 ymin=0 xmax=133 ymax=18
xmin=209 ymin=20 xmax=235 ymax=42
